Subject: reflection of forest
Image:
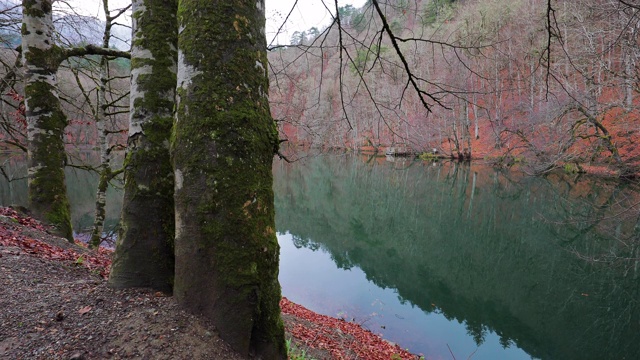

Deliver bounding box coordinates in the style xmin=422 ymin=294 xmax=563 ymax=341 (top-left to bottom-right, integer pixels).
xmin=273 ymin=155 xmax=640 ymax=360
xmin=0 ymin=152 xmax=123 ymax=233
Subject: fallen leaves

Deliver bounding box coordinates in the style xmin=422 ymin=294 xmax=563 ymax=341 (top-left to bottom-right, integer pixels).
xmin=280 ymin=297 xmax=417 ymax=360
xmin=78 ymin=306 xmax=92 ymax=315
xmin=0 ymin=207 xmax=49 ymax=231
xmin=0 ymin=207 xmax=112 ymax=278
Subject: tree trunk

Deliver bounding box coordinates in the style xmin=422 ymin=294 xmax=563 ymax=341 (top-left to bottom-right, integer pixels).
xmin=463 ymin=99 xmax=471 ymax=159
xmin=173 ymin=0 xmax=286 ymax=358
xmin=88 ymin=168 xmax=109 ymax=248
xmin=624 ymin=48 xmax=634 ymax=111
xmin=88 ymin=62 xmax=111 ymax=248
xmin=89 ymin=0 xmax=115 ymax=249
xmin=109 ymin=0 xmax=177 ymax=293
xmin=21 ymin=0 xmax=73 ymax=241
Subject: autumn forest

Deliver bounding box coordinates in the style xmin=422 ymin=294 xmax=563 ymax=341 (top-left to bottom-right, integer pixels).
xmin=1 ymin=0 xmax=638 ymax=178
xmin=270 ymin=0 xmax=639 ymax=177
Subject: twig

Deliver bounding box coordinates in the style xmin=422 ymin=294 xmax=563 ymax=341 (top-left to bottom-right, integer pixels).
xmin=447 ymin=344 xmax=457 ymax=360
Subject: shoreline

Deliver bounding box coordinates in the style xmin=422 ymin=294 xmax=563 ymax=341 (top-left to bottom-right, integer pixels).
xmin=0 ymin=206 xmax=419 ymax=359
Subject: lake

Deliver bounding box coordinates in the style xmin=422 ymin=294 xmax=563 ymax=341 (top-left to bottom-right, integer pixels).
xmin=1 ymin=152 xmax=639 ymax=359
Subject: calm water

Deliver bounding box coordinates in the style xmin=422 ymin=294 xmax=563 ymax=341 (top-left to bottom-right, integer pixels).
xmin=0 ymin=152 xmax=123 ymax=234
xmin=1 ymin=152 xmax=639 ymax=359
xmin=273 ymin=154 xmax=640 ymax=360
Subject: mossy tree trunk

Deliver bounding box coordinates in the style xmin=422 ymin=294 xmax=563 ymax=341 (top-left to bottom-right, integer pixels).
xmin=20 ymin=0 xmax=129 ymax=243
xmin=173 ymin=0 xmax=286 ymax=358
xmin=108 ymin=0 xmax=177 ymax=292
xmin=21 ymin=0 xmax=73 ymax=241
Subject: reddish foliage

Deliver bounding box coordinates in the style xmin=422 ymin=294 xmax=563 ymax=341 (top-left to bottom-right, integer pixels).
xmin=280 ymin=297 xmax=418 ymax=360
xmin=0 ymin=207 xmax=112 ymax=278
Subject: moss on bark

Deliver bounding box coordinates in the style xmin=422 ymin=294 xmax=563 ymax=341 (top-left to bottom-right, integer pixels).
xmin=173 ymin=0 xmax=285 ymax=358
xmin=89 ymin=167 xmax=114 ymax=249
xmin=108 ymin=0 xmax=177 ymax=293
xmin=22 ymin=0 xmax=73 ymax=241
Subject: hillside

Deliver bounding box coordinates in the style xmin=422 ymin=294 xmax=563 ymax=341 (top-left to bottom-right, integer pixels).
xmin=268 ymin=0 xmax=640 ymax=176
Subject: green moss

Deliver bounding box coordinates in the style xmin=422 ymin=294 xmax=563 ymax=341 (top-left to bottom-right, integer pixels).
xmin=173 ymin=0 xmax=285 ymax=357
xmin=89 ymin=171 xmax=110 ymax=248
xmin=24 ymin=62 xmax=73 ymax=241
xmin=110 ymin=0 xmax=177 ymax=293
xmin=22 ymin=0 xmax=49 ymax=18
xmin=24 ymin=45 xmax=65 ymax=69
xmin=563 ymin=163 xmax=583 ymax=174
xmin=28 ymin=159 xmax=73 ymax=241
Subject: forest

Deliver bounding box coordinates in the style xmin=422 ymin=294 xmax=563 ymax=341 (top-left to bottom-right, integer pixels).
xmin=270 ymin=0 xmax=639 ymax=177
xmin=0 ymin=0 xmax=638 ymax=359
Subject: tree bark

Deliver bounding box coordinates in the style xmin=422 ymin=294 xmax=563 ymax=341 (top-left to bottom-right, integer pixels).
xmin=89 ymin=0 xmax=116 ymax=249
xmin=173 ymin=0 xmax=286 ymax=358
xmin=109 ymin=0 xmax=177 ymax=293
xmin=21 ymin=0 xmax=73 ymax=241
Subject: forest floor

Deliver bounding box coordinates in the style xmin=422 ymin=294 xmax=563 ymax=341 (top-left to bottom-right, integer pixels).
xmin=0 ymin=207 xmax=419 ymax=360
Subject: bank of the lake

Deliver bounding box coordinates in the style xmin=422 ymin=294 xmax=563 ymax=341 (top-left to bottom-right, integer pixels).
xmin=2 ymin=152 xmax=639 ymax=359
xmin=0 ymin=206 xmax=419 ymax=359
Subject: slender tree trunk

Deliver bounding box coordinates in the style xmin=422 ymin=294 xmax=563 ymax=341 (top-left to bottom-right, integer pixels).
xmin=451 ymin=114 xmax=460 ymax=159
xmin=88 ymin=56 xmax=110 ymax=248
xmin=624 ymin=48 xmax=634 ymax=111
xmin=463 ymin=100 xmax=471 ymax=159
xmin=173 ymin=0 xmax=286 ymax=357
xmin=109 ymin=0 xmax=177 ymax=292
xmin=473 ymin=93 xmax=479 ymax=140
xmin=90 ymin=0 xmax=115 ymax=249
xmin=529 ymin=58 xmax=535 ymax=111
xmin=22 ymin=0 xmax=73 ymax=241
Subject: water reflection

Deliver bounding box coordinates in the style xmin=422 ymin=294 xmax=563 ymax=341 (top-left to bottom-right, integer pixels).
xmin=0 ymin=152 xmax=123 ymax=233
xmin=273 ymin=155 xmax=640 ymax=360
xmin=278 ymin=231 xmax=531 ymax=359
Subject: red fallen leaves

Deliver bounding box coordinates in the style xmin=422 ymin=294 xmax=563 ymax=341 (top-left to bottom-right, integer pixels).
xmin=0 ymin=207 xmax=50 ymax=231
xmin=280 ymin=297 xmax=418 ymax=360
xmin=0 ymin=207 xmax=112 ymax=278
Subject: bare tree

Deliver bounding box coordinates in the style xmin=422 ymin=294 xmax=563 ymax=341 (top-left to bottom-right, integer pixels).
xmin=87 ymin=0 xmax=130 ymax=248
xmin=20 ymin=0 xmax=129 ymax=240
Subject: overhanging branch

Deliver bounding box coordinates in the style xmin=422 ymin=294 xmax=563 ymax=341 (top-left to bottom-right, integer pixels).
xmin=65 ymin=44 xmax=130 ymax=61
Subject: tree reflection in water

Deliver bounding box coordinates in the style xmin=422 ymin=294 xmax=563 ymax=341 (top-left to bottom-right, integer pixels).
xmin=273 ymin=154 xmax=640 ymax=360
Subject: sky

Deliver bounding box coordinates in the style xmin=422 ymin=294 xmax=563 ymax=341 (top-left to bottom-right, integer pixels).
xmin=61 ymin=0 xmax=367 ymax=46
xmin=264 ymin=0 xmax=367 ymax=45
